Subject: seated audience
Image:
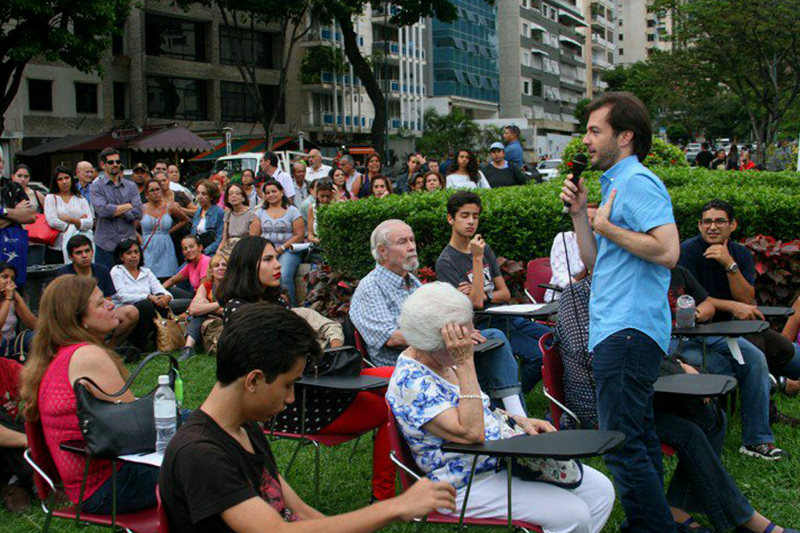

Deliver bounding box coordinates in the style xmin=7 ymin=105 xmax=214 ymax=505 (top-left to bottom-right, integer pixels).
xmin=481 ymin=142 xmax=529 ymax=188
xmin=218 ymin=236 xmax=397 ymax=500
xmin=210 ymin=173 xmax=230 ymax=208
xmin=307 ymin=180 xmax=335 ymax=245
xmin=291 ymin=162 xmax=310 ymax=212
xmin=339 ymin=155 xmax=363 ymax=197
xmin=159 ymin=302 xmax=454 ymax=532
xmin=446 ymin=149 xmax=490 ymax=189
xmin=436 ymin=192 xmax=549 ymax=393
xmin=141 ymin=178 xmax=189 ymax=278
xmin=329 ymin=167 xmax=353 ymax=201
xmin=407 ymin=174 xmax=425 ymax=193
xmin=58 ymin=235 xmax=139 ymax=349
xmin=553 ymin=278 xmax=798 ymax=533
xmin=360 ymin=152 xmax=384 ymax=199
xmin=0 ymin=263 xmax=36 ymax=360
xmin=241 ymin=168 xmax=262 ymax=208
xmin=305 ymin=148 xmax=333 ymax=183
xmin=180 ymin=253 xmax=227 ymax=361
xmin=0 ymin=356 xmax=31 ymax=512
xmin=427 ymin=158 xmax=440 ymax=175
xmin=20 ymin=275 xmax=159 ymax=514
xmin=739 ymin=150 xmax=757 ymax=171
xmin=43 ymin=166 xmax=93 ymax=264
xmin=394 ymin=153 xmax=423 ymax=194
xmin=299 ymin=179 xmax=317 ymax=224
xmin=163 ymin=235 xmax=211 ymax=301
xmin=191 ymin=180 xmax=224 ymax=256
xmin=350 ymin=220 xmax=528 ymax=416
xmin=387 ymin=282 xmax=614 ymax=533
xmin=368 ymin=175 xmax=393 ymax=199
xmin=709 ymin=150 xmax=728 ymax=171
xmin=544 ymin=203 xmax=598 ymax=301
xmin=423 ymin=171 xmax=445 ymax=192
xmin=249 ymin=180 xmax=305 ymax=305
xmin=219 ymin=182 xmax=255 ymax=257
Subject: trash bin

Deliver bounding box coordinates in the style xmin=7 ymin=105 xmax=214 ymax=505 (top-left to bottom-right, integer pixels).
xmin=26 ymin=264 xmax=62 ymax=314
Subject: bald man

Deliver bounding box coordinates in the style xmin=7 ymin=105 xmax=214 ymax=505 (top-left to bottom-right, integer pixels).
xmin=304 ymin=149 xmax=332 ymax=183
xmin=75 ymin=161 xmax=95 ymax=201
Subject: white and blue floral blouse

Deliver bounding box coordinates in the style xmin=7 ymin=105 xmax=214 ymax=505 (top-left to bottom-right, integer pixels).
xmin=387 ymin=353 xmax=502 ymax=490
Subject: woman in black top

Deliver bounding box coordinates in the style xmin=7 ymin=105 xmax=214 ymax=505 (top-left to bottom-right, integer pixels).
xmin=217 ymin=236 xmax=396 ymax=501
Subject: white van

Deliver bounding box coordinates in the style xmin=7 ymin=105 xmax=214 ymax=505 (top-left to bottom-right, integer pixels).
xmin=212 ymin=151 xmax=335 ymax=182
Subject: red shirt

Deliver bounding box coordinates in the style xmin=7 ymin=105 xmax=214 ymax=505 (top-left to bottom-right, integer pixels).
xmin=740 ymin=160 xmax=757 ymax=170
xmin=0 ymin=357 xmax=21 ymax=419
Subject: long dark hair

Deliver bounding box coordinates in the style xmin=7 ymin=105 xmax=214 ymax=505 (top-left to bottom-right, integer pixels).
xmin=49 ymin=166 xmax=81 ymax=196
xmin=217 ymin=236 xmax=282 ymax=306
xmin=261 ymin=179 xmax=290 ymax=209
xmin=114 ymin=238 xmax=144 ymax=268
xmin=449 ymin=149 xmax=480 ymax=183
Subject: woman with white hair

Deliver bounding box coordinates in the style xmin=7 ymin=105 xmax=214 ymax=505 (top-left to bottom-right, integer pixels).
xmin=387 ymin=282 xmax=615 ymax=533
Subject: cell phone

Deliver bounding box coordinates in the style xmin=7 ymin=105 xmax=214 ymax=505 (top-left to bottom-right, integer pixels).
xmin=473 ymin=338 xmax=504 ymax=353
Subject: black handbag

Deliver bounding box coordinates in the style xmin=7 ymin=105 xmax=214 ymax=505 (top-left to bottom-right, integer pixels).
xmin=197 ymin=230 xmax=216 ymax=250
xmin=74 ymin=351 xmax=179 ymax=460
xmin=303 ymin=345 xmax=362 ymax=377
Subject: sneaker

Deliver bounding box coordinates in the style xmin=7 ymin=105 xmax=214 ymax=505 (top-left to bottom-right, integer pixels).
xmin=1 ymin=483 xmax=30 ymax=513
xmin=739 ymin=443 xmax=790 ymax=461
xmin=179 ymin=346 xmax=196 ymax=362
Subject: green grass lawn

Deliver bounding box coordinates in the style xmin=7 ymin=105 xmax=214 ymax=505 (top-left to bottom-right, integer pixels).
xmin=3 ymin=352 xmax=799 ymax=532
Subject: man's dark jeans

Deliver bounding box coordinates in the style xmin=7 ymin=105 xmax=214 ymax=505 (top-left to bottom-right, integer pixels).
xmin=593 ymin=329 xmax=675 ymax=533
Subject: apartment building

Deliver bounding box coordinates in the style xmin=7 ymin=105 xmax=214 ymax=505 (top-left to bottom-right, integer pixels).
xmin=579 ymin=0 xmax=616 ymax=97
xmin=616 ymin=0 xmax=675 ymax=65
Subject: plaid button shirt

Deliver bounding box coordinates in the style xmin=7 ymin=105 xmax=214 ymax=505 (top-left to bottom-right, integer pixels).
xmin=350 ymin=265 xmax=421 ymax=367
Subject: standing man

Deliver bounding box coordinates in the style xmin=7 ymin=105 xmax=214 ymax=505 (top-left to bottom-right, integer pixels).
xmin=560 ymin=92 xmax=679 ymax=533
xmin=503 ymin=125 xmax=525 ymax=168
xmin=131 ymin=163 xmax=150 ymax=203
xmin=0 ymin=151 xmax=35 ymax=288
xmin=258 ymin=151 xmax=295 ymax=202
xmin=480 ymin=142 xmax=530 ymax=188
xmin=694 ymin=142 xmax=714 ymax=169
xmin=90 ymin=148 xmax=144 ymax=269
xmin=339 ymin=154 xmax=363 ymax=196
xmin=304 ymin=149 xmax=332 ymax=183
xmin=291 ymin=162 xmax=310 ymax=212
xmin=75 ymin=161 xmax=95 ymax=202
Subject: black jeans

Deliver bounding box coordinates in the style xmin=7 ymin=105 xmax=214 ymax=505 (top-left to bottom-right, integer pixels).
xmin=656 ymin=404 xmax=754 ymax=532
xmin=743 ymin=328 xmax=794 ymax=376
xmin=81 ymin=462 xmax=159 ymax=514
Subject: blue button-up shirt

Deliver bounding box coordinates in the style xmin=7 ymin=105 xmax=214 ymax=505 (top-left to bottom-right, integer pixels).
xmin=589 ymin=156 xmax=675 ymax=354
xmin=350 ymin=264 xmax=421 ymax=366
xmin=504 ymin=140 xmax=524 ymax=168
xmin=90 ymin=174 xmax=144 ymax=253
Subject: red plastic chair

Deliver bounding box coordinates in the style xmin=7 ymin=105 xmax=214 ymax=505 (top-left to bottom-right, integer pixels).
xmin=353 ymin=329 xmax=375 ymax=368
xmin=156 ymin=486 xmax=169 ymax=533
xmin=538 ymin=334 xmax=676 ymax=456
xmin=386 ymin=403 xmax=542 ymax=533
xmin=24 ymin=420 xmax=159 ymax=533
xmin=525 ymin=258 xmax=552 ymax=303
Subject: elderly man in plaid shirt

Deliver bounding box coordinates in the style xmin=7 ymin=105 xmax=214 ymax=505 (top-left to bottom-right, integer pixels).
xmin=350 ymin=219 xmax=528 ymax=416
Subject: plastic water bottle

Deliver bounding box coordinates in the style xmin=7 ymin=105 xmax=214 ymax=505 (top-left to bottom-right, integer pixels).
xmin=154 ymin=375 xmax=177 ymax=454
xmin=675 ymin=294 xmax=696 ymax=328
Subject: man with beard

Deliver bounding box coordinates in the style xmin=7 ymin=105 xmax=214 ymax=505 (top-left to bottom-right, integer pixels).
xmin=560 ymin=92 xmax=679 ymax=533
xmin=349 ymin=220 xmax=529 ymax=416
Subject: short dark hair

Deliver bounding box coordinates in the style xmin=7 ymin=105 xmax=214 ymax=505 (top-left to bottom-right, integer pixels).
xmin=67 ymin=234 xmax=93 ymax=257
xmin=585 ymin=91 xmax=652 ymax=161
xmin=154 ymin=158 xmax=170 ymax=167
xmin=700 ymin=199 xmax=735 ymax=221
xmin=315 ymin=179 xmax=335 ymax=193
xmin=701 ymin=142 xmax=709 ymax=150
xmin=0 ymin=262 xmax=17 ymax=278
xmin=370 ymin=175 xmax=393 ymax=195
xmin=114 ymin=238 xmax=144 ymax=267
xmin=504 ymin=125 xmax=521 ymax=137
xmin=99 ymin=147 xmax=120 ymax=165
xmin=263 ymin=151 xmax=279 ymax=167
xmin=50 ymin=165 xmax=81 ymax=196
xmin=447 ymin=191 xmax=482 ymax=217
xmin=216 ymin=302 xmax=321 ymax=385
xmin=218 ymin=236 xmax=282 ymax=306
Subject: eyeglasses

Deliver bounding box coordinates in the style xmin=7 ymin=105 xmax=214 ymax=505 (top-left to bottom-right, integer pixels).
xmin=700 ymin=218 xmax=729 ymax=227
xmin=106 ymin=160 xmax=122 ymax=166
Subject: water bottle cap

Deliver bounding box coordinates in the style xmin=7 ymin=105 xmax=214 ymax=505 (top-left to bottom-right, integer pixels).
xmin=158 ymin=375 xmax=170 ymax=385
xmin=677 ymin=294 xmax=695 ymax=307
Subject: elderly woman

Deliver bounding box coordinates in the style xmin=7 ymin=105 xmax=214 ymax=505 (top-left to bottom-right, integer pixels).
xmin=387 ymin=282 xmax=614 ymax=533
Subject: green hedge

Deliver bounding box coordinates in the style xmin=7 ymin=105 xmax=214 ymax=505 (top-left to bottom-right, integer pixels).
xmin=317 ymin=168 xmax=800 ymax=278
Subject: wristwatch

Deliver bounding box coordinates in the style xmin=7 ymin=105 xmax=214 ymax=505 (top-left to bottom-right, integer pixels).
xmin=727 ymin=262 xmax=739 ymax=274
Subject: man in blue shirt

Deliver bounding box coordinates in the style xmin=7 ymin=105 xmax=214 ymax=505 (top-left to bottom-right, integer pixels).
xmin=561 ymin=92 xmax=680 ymax=533
xmin=502 ymin=125 xmax=525 ymax=168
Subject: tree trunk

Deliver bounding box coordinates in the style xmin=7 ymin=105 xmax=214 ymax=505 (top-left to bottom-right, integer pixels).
xmin=0 ymin=61 xmax=26 ymax=138
xmin=335 ymin=14 xmax=386 ymax=155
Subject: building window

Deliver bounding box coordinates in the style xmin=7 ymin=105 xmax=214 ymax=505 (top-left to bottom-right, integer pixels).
xmin=145 ymin=14 xmax=206 ymax=62
xmin=619 ymin=47 xmax=624 ymax=56
xmin=523 ymin=79 xmax=531 ymax=95
xmin=219 ymin=26 xmax=274 ymax=69
xmin=647 ymin=33 xmax=656 ymax=42
xmin=113 ymin=82 xmax=127 ymax=120
xmin=522 ymin=23 xmax=529 ymax=38
xmin=75 ymin=83 xmax=98 ymax=114
xmin=522 ymin=52 xmax=531 ymax=66
xmin=619 ymin=33 xmax=623 ymax=41
xmin=531 ymin=78 xmax=542 ymax=97
xmin=28 ymin=79 xmax=53 ymax=112
xmin=220 ymin=81 xmax=285 ymax=123
xmin=647 ymin=19 xmax=656 ymax=27
xmin=147 ymin=76 xmax=207 ymax=120
xmin=521 ymin=0 xmax=529 ymax=8
xmin=112 ymin=33 xmax=124 ymax=55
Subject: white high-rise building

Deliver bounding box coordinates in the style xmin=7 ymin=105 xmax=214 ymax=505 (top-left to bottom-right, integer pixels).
xmin=616 ymin=0 xmax=675 ymax=66
xmin=578 ymin=0 xmax=617 ymax=97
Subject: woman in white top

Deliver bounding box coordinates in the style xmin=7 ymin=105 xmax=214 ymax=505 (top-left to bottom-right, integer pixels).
xmin=44 ymin=166 xmax=94 ymax=265
xmin=544 ymin=204 xmax=597 ymax=301
xmin=445 ymin=149 xmax=491 ymax=190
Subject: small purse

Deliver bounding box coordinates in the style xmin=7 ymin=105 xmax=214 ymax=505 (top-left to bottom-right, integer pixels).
xmin=26 ymin=214 xmax=59 ymax=245
xmin=197 ymin=230 xmax=216 ymax=250
xmin=303 ymin=345 xmax=362 ymax=377
xmin=74 ymin=351 xmax=179 ymax=460
xmin=494 ymin=410 xmax=584 ymax=488
xmin=153 ymin=307 xmax=185 ymax=352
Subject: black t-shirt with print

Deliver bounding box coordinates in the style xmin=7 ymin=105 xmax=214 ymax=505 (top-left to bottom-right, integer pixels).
xmin=668 ymin=266 xmax=708 ymax=322
xmin=435 ymin=243 xmax=502 ymax=307
xmin=159 ymin=410 xmax=298 ymax=533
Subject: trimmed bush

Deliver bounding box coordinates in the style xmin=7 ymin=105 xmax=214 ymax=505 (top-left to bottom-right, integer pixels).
xmin=559 ymin=136 xmax=688 ymax=176
xmin=318 ymin=168 xmax=800 ymax=278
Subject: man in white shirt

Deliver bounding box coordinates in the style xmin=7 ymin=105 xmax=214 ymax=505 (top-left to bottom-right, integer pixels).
xmin=291 ymin=162 xmax=310 ymax=211
xmin=304 ymin=149 xmax=332 ymax=183
xmin=258 ymin=151 xmax=295 ymax=202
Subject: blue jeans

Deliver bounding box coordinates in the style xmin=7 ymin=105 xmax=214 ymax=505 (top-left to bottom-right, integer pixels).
xmin=593 ymin=329 xmax=675 ymax=533
xmin=82 ymin=462 xmax=159 ymax=514
xmin=473 ymin=328 xmax=524 ymax=409
xmin=279 ymin=249 xmax=303 ymax=305
xmin=94 ymin=247 xmax=116 ymax=270
xmin=670 ymin=336 xmax=773 ymax=447
xmin=480 ymin=315 xmax=549 ymax=393
xmin=781 ymin=344 xmax=800 ymax=379
xmin=656 ymin=406 xmax=754 ymax=532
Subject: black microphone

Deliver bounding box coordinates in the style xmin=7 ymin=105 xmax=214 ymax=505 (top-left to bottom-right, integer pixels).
xmin=562 ymin=153 xmax=588 ymax=213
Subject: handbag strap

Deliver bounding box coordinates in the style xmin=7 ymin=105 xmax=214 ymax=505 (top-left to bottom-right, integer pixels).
xmin=74 ymin=351 xmax=179 ymax=399
xmin=142 ymin=207 xmax=166 ymax=252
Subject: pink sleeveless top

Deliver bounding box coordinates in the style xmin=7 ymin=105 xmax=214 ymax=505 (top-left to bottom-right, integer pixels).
xmin=39 ymin=343 xmax=114 ymax=503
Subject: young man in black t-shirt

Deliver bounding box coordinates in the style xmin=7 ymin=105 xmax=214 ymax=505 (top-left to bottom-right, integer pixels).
xmin=159 ymin=303 xmax=455 ymax=533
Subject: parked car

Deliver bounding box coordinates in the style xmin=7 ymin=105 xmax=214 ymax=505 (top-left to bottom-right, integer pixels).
xmin=536 ymin=159 xmax=562 ymax=181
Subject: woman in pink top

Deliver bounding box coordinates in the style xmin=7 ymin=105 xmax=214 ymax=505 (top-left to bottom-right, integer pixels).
xmin=162 ymin=235 xmax=211 ymax=303
xmin=20 ymin=275 xmax=159 ymax=514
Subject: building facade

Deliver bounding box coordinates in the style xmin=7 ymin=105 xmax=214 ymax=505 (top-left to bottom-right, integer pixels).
xmin=615 ymin=0 xmax=675 ymax=65
xmin=579 ymin=0 xmax=616 ymax=97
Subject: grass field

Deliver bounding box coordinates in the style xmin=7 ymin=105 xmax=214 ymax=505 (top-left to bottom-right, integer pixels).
xmin=3 ymin=352 xmax=799 ymax=532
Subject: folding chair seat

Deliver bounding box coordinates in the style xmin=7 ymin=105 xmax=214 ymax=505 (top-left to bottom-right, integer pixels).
xmin=386 ymin=404 xmax=542 ymax=533
xmin=524 ymin=258 xmax=552 ymax=304
xmin=24 ymin=420 xmax=158 ymax=533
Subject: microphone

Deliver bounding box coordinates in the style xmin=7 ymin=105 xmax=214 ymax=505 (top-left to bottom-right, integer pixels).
xmin=562 ymin=153 xmax=588 ymax=213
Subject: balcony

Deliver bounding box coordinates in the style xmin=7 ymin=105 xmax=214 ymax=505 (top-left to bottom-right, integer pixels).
xmin=372 ymin=3 xmax=399 ymax=24
xmin=305 ymin=112 xmax=369 ymax=130
xmin=591 ymin=33 xmax=617 ymax=52
xmin=591 ymin=12 xmax=613 ymax=28
xmin=592 ymin=55 xmax=612 ymax=69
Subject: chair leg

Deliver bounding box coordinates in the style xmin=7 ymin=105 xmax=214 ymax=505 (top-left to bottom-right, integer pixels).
xmin=111 ymin=460 xmax=118 ymax=532
xmin=42 ymin=508 xmax=54 ymax=533
xmin=284 ymin=440 xmax=306 ymax=479
xmin=312 ymin=441 xmax=321 ymax=502
xmin=75 ymin=456 xmax=91 ymax=523
xmin=348 ymin=436 xmax=362 ymax=461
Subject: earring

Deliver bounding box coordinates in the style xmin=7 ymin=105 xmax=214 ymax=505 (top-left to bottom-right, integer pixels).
xmin=82 ymin=323 xmax=89 ymax=330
